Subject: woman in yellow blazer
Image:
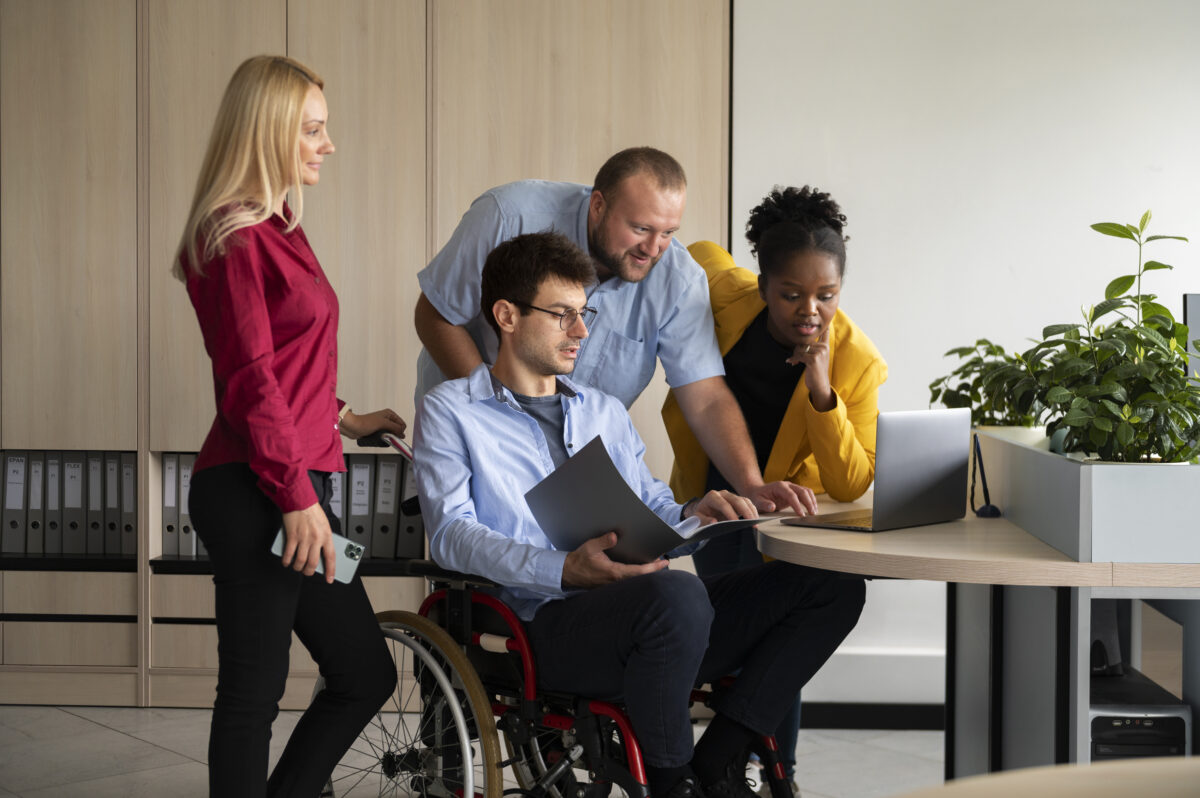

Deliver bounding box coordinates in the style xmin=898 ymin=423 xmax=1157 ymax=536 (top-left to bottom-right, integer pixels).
xmin=663 ymin=186 xmax=885 ymax=790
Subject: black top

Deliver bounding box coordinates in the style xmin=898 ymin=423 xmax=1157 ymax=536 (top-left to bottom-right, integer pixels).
xmin=706 ymin=309 xmax=805 ymax=492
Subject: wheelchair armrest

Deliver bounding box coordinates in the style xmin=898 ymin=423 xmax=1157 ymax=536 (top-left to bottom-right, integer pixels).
xmin=400 ymin=558 xmax=498 ymax=588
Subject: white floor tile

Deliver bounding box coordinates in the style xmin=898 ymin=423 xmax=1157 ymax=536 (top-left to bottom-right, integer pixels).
xmin=0 ymin=726 xmax=189 ymax=793
xmin=19 ymin=760 xmax=209 ymax=798
xmin=0 ymin=705 xmax=106 ymax=741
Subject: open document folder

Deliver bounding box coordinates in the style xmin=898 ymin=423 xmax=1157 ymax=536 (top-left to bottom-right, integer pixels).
xmin=524 ymin=437 xmax=759 ymax=564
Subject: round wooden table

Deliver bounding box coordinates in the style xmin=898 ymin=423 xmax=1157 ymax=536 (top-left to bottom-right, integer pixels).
xmin=896 ymin=755 xmax=1200 ymax=797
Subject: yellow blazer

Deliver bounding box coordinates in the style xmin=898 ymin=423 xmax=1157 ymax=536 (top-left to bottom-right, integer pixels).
xmin=663 ymin=241 xmax=888 ymax=503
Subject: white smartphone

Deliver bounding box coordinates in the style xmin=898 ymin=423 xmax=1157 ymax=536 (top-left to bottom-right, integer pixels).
xmin=270 ymin=528 xmax=364 ymax=584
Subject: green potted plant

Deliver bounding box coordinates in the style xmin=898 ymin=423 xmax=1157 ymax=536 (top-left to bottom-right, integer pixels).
xmin=929 ymin=339 xmax=1040 ymax=428
xmin=1000 ymin=212 xmax=1200 ymax=462
xmin=972 ymin=211 xmax=1200 ymax=565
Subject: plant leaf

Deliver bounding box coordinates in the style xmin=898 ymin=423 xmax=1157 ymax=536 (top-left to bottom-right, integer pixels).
xmin=1045 ymin=386 xmax=1073 ymax=404
xmin=1116 ymin=421 xmax=1134 ymax=446
xmin=1142 ymin=260 xmax=1172 ymax=271
xmin=1105 ymin=275 xmax=1136 ymax=299
xmin=1043 ymin=323 xmax=1082 ymax=338
xmin=1091 ymin=298 xmax=1126 ymax=320
xmin=1092 ymin=222 xmax=1136 ymax=240
xmin=1093 ymin=416 xmax=1114 ymax=432
xmin=1139 ymin=210 xmax=1151 ymax=232
xmin=1144 ymin=235 xmax=1188 ymax=243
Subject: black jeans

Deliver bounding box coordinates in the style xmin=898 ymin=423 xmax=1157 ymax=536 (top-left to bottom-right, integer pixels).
xmin=524 ymin=562 xmax=865 ymax=768
xmin=693 ymin=528 xmax=804 ymax=779
xmin=190 ymin=463 xmax=397 ymax=798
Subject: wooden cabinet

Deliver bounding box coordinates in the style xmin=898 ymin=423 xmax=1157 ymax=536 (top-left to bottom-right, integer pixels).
xmin=146 ymin=0 xmax=287 ymax=452
xmin=0 ymin=0 xmax=137 ymax=450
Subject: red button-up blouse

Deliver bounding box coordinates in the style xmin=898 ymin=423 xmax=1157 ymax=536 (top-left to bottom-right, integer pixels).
xmin=185 ymin=209 xmax=344 ymax=512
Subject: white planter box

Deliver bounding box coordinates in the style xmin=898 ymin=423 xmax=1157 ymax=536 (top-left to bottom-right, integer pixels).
xmin=976 ymin=428 xmax=1200 ymax=564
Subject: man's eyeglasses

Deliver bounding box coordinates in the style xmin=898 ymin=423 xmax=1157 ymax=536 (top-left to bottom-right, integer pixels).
xmin=514 ymin=301 xmax=598 ymax=330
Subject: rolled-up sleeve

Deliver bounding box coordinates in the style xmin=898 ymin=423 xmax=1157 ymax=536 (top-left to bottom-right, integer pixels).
xmin=656 ymin=250 xmax=725 ymax=389
xmin=417 ymin=194 xmax=507 ymax=326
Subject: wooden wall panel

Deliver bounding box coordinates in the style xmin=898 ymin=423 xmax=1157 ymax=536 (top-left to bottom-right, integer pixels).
xmin=431 ymin=0 xmax=729 ymax=477
xmin=146 ymin=0 xmax=287 ymax=451
xmin=288 ymin=0 xmax=427 ymax=428
xmin=0 ymin=0 xmax=137 ymax=449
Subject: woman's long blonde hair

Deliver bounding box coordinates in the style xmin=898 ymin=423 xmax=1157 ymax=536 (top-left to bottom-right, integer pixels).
xmin=173 ymin=55 xmax=323 ymax=279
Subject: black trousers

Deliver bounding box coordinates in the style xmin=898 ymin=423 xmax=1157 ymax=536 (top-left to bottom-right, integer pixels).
xmin=525 ymin=562 xmax=865 ymax=768
xmin=190 ymin=463 xmax=397 ymax=798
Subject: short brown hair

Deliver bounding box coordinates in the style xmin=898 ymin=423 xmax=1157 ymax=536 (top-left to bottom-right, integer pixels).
xmin=481 ymin=233 xmax=597 ymax=337
xmin=592 ymin=147 xmax=687 ymax=199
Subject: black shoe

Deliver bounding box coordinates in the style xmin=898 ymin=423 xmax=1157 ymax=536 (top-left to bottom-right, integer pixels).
xmin=663 ymin=775 xmax=708 ymax=798
xmin=703 ymin=763 xmax=758 ymax=798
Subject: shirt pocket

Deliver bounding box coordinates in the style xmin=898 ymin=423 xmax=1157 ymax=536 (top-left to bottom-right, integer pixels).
xmin=587 ymin=330 xmax=656 ymax=407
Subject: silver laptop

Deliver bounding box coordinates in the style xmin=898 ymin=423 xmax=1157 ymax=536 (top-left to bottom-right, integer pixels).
xmin=781 ymin=408 xmax=970 ymax=532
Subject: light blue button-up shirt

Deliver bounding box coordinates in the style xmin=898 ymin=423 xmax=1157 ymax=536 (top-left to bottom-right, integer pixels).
xmin=414 ymin=365 xmax=687 ymax=621
xmin=415 ymin=180 xmax=724 ymax=408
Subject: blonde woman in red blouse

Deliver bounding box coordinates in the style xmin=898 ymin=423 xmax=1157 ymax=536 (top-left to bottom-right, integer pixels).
xmin=174 ymin=55 xmax=406 ymax=797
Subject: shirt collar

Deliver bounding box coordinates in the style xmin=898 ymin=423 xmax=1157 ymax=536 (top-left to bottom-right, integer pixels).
xmin=465 ymin=363 xmax=582 ymax=407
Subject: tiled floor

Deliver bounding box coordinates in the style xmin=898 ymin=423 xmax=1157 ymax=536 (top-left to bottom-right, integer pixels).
xmin=0 ymin=705 xmax=943 ymax=797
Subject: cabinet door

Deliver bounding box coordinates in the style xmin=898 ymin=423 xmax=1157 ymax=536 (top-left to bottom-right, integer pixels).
xmin=288 ymin=0 xmax=427 ymax=427
xmin=0 ymin=0 xmax=137 ymax=449
xmin=146 ymin=0 xmax=287 ymax=451
xmin=431 ymin=0 xmax=730 ymax=477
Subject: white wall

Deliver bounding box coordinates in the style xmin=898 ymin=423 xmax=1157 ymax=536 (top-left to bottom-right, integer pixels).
xmin=734 ymin=0 xmax=1200 ymax=704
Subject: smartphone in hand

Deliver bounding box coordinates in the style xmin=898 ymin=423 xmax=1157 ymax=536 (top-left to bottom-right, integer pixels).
xmin=270 ymin=528 xmax=364 ymax=584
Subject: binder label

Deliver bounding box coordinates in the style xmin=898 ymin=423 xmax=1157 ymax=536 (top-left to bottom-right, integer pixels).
xmin=122 ymin=463 xmax=135 ymax=512
xmin=88 ymin=457 xmax=102 ymax=511
xmin=179 ymin=460 xmax=192 ymax=511
xmin=350 ymin=463 xmax=370 ymax=515
xmin=6 ymin=455 xmax=26 ymax=510
xmin=163 ymin=456 xmax=178 ymax=508
xmin=329 ymin=471 xmax=344 ymax=519
xmin=376 ymin=461 xmax=398 ymax=515
xmin=47 ymin=460 xmax=60 ymax=512
xmin=65 ymin=461 xmax=83 ymax=506
xmin=106 ymin=458 xmax=119 ymax=509
xmin=29 ymin=460 xmax=43 ymax=511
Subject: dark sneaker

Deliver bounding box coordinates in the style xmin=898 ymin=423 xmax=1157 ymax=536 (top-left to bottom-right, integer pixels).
xmin=703 ymin=764 xmax=758 ymax=798
xmin=663 ymin=775 xmax=708 ymax=798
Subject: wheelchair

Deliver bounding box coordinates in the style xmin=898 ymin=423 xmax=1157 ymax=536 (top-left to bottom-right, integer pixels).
xmin=318 ymin=559 xmax=796 ymax=798
xmin=318 ymin=433 xmax=794 ymax=798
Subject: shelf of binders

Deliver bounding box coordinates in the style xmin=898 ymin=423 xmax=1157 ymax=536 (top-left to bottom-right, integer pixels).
xmin=148 ymin=451 xmax=425 ymax=569
xmin=1 ymin=450 xmax=138 ymax=565
xmin=0 ymin=451 xmax=139 ymax=703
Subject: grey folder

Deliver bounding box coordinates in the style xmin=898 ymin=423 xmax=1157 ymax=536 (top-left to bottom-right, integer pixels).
xmin=370 ymin=458 xmax=400 ymax=559
xmin=26 ymin=452 xmax=45 ymax=555
xmin=120 ymin=452 xmax=137 ymax=556
xmin=161 ymin=453 xmax=179 ymax=556
xmin=3 ymin=451 xmax=28 ymax=554
xmin=396 ymin=458 xmax=425 ymax=559
xmin=344 ymin=454 xmax=375 ymax=554
xmin=86 ymin=452 xmax=104 ymax=554
xmin=524 ymin=437 xmax=758 ymax=565
xmin=178 ymin=454 xmax=196 ymax=556
xmin=44 ymin=452 xmax=62 ymax=555
xmin=329 ymin=470 xmax=347 ymax=532
xmin=782 ymin=408 xmax=971 ymax=533
xmin=62 ymin=451 xmax=86 ymax=554
xmin=103 ymin=452 xmax=121 ymax=554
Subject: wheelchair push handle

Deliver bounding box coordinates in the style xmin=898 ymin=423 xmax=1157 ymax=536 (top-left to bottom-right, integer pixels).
xmin=355 ymin=430 xmax=413 ymax=461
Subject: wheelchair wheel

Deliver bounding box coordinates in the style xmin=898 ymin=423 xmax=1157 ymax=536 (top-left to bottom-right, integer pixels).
xmin=324 ymin=610 xmax=503 ymax=798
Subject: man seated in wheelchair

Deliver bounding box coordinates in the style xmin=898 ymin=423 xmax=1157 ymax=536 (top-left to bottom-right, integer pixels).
xmin=413 ymin=232 xmax=866 ymax=798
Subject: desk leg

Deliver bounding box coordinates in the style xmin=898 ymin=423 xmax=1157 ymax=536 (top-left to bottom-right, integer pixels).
xmin=997 ymin=585 xmax=1090 ymax=768
xmin=947 ymin=582 xmax=1001 ymax=779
